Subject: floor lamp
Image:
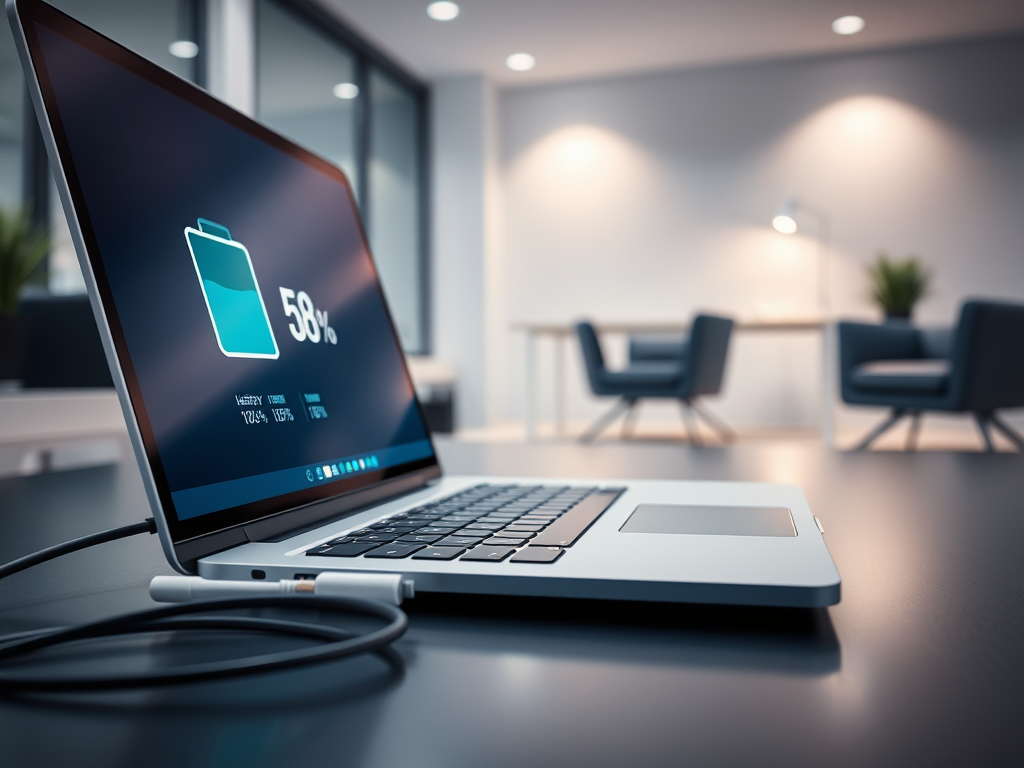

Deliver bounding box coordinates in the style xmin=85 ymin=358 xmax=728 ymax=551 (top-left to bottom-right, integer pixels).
xmin=772 ymin=196 xmax=836 ymax=447
xmin=772 ymin=196 xmax=832 ymax=317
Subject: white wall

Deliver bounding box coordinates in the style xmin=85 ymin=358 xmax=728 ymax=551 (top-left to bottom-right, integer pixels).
xmin=431 ymin=75 xmax=504 ymax=429
xmin=470 ymin=34 xmax=1024 ymax=432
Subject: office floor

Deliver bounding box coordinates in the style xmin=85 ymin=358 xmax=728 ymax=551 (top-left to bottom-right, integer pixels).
xmin=456 ymin=415 xmax=1017 ymax=452
xmin=0 ymin=434 xmax=1021 ymax=767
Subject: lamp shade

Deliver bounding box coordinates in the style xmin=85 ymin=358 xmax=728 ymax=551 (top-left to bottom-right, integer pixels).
xmin=772 ymin=197 xmax=799 ymax=234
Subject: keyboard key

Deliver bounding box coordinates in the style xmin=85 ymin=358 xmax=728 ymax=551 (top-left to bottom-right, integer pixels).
xmin=316 ymin=542 xmax=379 ymax=557
xmin=326 ymin=536 xmax=355 ymax=545
xmin=450 ymin=528 xmax=491 ymax=540
xmin=531 ymin=491 xmax=620 ymax=547
xmin=465 ymin=521 xmax=507 ymax=530
xmin=435 ymin=535 xmax=486 ymax=548
xmin=412 ymin=546 xmax=466 ymax=561
xmin=364 ymin=543 xmax=424 ymax=559
xmin=415 ymin=526 xmax=459 ymax=535
xmin=483 ymin=537 xmax=529 ymax=546
xmin=461 ymin=546 xmax=516 ymax=562
xmin=397 ymin=533 xmax=444 ymax=544
xmin=499 ymin=529 xmax=536 ymax=538
xmin=353 ymin=533 xmax=399 ymax=543
xmin=511 ymin=547 xmax=564 ymax=563
xmin=369 ymin=526 xmax=419 ymax=534
xmin=304 ymin=544 xmax=335 ymax=555
xmin=502 ymin=524 xmax=544 ymax=532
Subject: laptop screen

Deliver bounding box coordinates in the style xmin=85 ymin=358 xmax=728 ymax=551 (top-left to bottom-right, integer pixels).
xmin=19 ymin=3 xmax=438 ymax=543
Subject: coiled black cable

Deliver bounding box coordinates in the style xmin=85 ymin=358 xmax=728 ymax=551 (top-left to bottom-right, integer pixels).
xmin=0 ymin=521 xmax=408 ymax=691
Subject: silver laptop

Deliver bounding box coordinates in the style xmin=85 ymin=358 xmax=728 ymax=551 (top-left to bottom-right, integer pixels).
xmin=10 ymin=0 xmax=840 ymax=608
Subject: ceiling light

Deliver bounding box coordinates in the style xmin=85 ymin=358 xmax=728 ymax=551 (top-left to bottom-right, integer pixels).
xmin=168 ymin=40 xmax=199 ymax=59
xmin=832 ymin=15 xmax=865 ymax=35
xmin=332 ymin=82 xmax=359 ymax=99
xmin=427 ymin=2 xmax=459 ymax=21
xmin=506 ymin=53 xmax=535 ymax=72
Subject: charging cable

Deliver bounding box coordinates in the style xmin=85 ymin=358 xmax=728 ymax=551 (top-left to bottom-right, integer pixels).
xmin=149 ymin=572 xmax=415 ymax=604
xmin=0 ymin=520 xmax=410 ymax=692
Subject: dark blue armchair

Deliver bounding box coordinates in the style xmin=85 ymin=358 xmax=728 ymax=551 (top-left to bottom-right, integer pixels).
xmin=838 ymin=300 xmax=1024 ymax=451
xmin=576 ymin=315 xmax=734 ymax=443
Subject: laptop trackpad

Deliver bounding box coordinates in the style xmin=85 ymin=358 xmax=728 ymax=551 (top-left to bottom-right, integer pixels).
xmin=621 ymin=505 xmax=797 ymax=537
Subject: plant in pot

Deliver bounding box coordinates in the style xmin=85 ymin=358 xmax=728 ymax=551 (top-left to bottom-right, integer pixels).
xmin=0 ymin=208 xmax=49 ymax=383
xmin=866 ymin=252 xmax=931 ymax=322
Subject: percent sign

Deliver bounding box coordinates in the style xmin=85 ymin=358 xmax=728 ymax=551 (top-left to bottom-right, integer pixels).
xmin=315 ymin=309 xmax=338 ymax=345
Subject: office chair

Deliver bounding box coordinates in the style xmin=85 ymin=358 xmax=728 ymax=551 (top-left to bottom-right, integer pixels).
xmin=838 ymin=299 xmax=1024 ymax=451
xmin=576 ymin=315 xmax=734 ymax=444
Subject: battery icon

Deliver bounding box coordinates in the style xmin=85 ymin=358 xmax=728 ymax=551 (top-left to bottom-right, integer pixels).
xmin=185 ymin=218 xmax=279 ymax=359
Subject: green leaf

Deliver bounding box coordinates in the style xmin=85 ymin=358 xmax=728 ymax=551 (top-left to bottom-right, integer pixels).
xmin=0 ymin=207 xmax=50 ymax=315
xmin=866 ymin=252 xmax=931 ymax=316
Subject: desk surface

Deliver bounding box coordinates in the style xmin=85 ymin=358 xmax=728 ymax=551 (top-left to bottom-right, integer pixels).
xmin=1 ymin=437 xmax=1021 ymax=768
xmin=512 ymin=318 xmax=828 ymax=334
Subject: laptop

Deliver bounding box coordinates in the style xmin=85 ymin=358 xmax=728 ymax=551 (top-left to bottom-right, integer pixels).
xmin=9 ymin=0 xmax=840 ymax=608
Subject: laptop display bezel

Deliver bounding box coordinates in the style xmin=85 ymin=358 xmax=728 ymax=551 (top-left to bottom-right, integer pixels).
xmin=9 ymin=0 xmax=442 ymax=558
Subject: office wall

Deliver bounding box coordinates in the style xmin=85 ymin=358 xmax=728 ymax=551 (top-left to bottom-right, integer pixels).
xmin=431 ymin=75 xmax=504 ymax=429
xmin=483 ymin=34 xmax=1024 ymax=431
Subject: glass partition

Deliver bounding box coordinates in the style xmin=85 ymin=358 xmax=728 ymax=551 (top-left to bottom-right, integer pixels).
xmin=368 ymin=68 xmax=424 ymax=352
xmin=0 ymin=22 xmax=25 ymax=211
xmin=44 ymin=0 xmax=202 ymax=293
xmin=255 ymin=1 xmax=429 ymax=352
xmin=256 ymin=0 xmax=359 ymax=199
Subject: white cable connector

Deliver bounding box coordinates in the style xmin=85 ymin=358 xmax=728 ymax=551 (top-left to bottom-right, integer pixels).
xmin=150 ymin=572 xmax=414 ymax=606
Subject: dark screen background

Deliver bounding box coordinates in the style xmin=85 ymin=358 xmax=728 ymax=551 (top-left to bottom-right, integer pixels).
xmin=35 ymin=23 xmax=431 ymax=511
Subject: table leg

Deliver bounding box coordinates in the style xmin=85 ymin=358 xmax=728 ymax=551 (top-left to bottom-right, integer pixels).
xmin=525 ymin=330 xmax=537 ymax=442
xmin=820 ymin=322 xmax=836 ymax=448
xmin=554 ymin=335 xmax=566 ymax=435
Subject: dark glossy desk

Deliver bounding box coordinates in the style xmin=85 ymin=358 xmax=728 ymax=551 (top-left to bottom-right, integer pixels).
xmin=1 ymin=436 xmax=1021 ymax=767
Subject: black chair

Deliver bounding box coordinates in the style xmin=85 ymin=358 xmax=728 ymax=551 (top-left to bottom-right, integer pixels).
xmin=576 ymin=315 xmax=734 ymax=444
xmin=838 ymin=299 xmax=1024 ymax=451
xmin=17 ymin=294 xmax=114 ymax=389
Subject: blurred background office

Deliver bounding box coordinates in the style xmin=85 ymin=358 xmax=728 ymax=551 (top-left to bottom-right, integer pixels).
xmin=1 ymin=0 xmax=1023 ymax=463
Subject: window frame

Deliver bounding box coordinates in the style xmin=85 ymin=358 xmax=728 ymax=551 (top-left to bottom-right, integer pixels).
xmin=256 ymin=0 xmax=432 ymax=355
xmin=23 ymin=0 xmax=207 ymax=270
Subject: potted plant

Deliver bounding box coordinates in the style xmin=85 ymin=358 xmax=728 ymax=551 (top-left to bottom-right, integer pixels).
xmin=0 ymin=208 xmax=49 ymax=382
xmin=866 ymin=252 xmax=931 ymax=322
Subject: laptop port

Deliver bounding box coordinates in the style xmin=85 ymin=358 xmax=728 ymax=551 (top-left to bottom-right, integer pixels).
xmin=293 ymin=573 xmax=316 ymax=581
xmin=251 ymin=569 xmax=266 ymax=580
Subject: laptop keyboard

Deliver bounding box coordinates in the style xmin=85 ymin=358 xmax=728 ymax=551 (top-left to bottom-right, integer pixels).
xmin=304 ymin=483 xmax=625 ymax=564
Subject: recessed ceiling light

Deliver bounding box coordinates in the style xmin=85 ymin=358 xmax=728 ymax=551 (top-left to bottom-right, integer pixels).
xmin=427 ymin=2 xmax=459 ymax=21
xmin=506 ymin=53 xmax=535 ymax=72
xmin=168 ymin=40 xmax=199 ymax=59
xmin=832 ymin=15 xmax=865 ymax=35
xmin=332 ymin=82 xmax=359 ymax=99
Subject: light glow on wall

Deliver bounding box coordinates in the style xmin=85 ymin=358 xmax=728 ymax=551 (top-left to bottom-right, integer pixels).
xmin=774 ymin=95 xmax=959 ymax=196
xmin=507 ymin=124 xmax=665 ymax=230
